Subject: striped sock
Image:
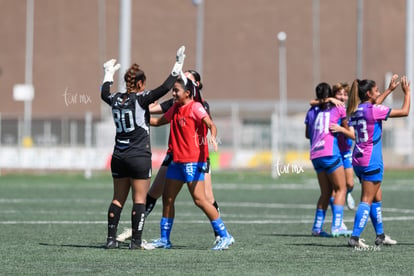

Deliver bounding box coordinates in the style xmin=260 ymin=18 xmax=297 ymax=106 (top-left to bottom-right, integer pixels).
xmin=331 ymin=204 xmax=344 ymax=231
xmin=370 ymin=201 xmax=384 ymax=235
xmin=312 ymin=208 xmax=326 ymax=233
xmin=160 ymin=217 xmax=174 ymax=242
xmin=351 ymin=202 xmax=370 ymax=237
xmin=211 ymin=217 xmax=229 ymax=238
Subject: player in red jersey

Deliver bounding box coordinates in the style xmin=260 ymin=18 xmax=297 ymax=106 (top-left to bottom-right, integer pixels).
xmin=101 ymin=46 xmax=185 ymax=250
xmin=149 ymin=76 xmax=234 ymax=250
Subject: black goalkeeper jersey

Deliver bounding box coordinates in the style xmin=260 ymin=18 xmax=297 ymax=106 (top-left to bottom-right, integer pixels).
xmin=101 ymin=74 xmax=177 ymax=159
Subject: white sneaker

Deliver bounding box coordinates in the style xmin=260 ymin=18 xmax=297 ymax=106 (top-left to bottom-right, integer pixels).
xmin=213 ymin=235 xmax=221 ymax=245
xmin=340 ymin=221 xmax=348 ymax=230
xmin=211 ymin=235 xmax=234 ymax=250
xmin=375 ymin=235 xmax=397 ymax=246
xmin=129 ymin=239 xmax=156 ymax=250
xmin=141 ymin=240 xmax=156 ymax=250
xmin=346 ymin=192 xmax=356 ymax=210
xmin=348 ymin=238 xmax=369 ymax=248
xmin=117 ymin=228 xmax=132 ymax=242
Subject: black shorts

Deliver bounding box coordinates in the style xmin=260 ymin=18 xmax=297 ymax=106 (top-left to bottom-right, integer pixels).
xmin=111 ymin=155 xmax=152 ymax=179
xmin=204 ymin=157 xmax=211 ymax=173
xmin=161 ymin=152 xmax=174 ymax=167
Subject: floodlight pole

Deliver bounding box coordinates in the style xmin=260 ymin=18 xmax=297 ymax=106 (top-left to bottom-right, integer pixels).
xmin=356 ymin=0 xmax=364 ymax=79
xmin=24 ymin=0 xmax=34 ymax=144
xmin=192 ymin=0 xmax=204 ymax=76
xmin=277 ymin=32 xmax=287 ymax=156
xmin=118 ymin=0 xmax=131 ymax=93
xmin=312 ymin=0 xmax=320 ymax=87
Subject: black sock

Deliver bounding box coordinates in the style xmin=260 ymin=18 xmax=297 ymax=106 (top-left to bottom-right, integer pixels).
xmin=212 ymin=201 xmax=220 ymax=237
xmin=132 ymin=203 xmax=146 ymax=243
xmin=213 ymin=201 xmax=220 ymax=213
xmin=377 ymin=233 xmax=385 ymax=239
xmin=145 ymin=194 xmax=157 ymax=217
xmin=107 ymin=203 xmax=122 ymax=238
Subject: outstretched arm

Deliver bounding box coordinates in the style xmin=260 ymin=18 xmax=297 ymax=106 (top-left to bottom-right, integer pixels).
xmin=101 ymin=59 xmax=121 ymax=105
xmin=330 ymin=124 xmax=355 ymax=140
xmin=376 ymin=74 xmax=400 ymax=104
xmin=150 ymin=115 xmax=170 ymax=127
xmin=389 ymin=76 xmax=411 ymax=117
xmin=309 ymin=97 xmax=344 ymax=107
xmin=140 ymin=46 xmax=186 ymax=107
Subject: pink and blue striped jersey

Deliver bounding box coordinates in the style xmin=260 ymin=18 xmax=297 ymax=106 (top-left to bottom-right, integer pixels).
xmin=349 ymin=103 xmax=391 ymax=167
xmin=305 ymin=105 xmax=346 ymax=160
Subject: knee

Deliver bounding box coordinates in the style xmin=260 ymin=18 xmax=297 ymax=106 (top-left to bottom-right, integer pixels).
xmin=193 ymin=198 xmax=206 ymax=209
xmin=162 ymin=196 xmax=174 ymax=207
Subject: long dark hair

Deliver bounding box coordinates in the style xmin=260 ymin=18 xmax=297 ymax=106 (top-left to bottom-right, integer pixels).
xmin=315 ymin=82 xmax=331 ymax=110
xmin=347 ymin=79 xmax=376 ymax=116
xmin=175 ymin=78 xmax=194 ymax=99
xmin=185 ymin=69 xmax=203 ymax=103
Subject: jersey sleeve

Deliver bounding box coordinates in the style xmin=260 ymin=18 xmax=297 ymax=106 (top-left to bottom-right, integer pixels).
xmin=372 ymin=104 xmax=391 ymax=121
xmin=139 ymin=74 xmax=178 ymax=107
xmin=192 ymin=102 xmax=209 ymax=121
xmin=304 ymin=107 xmax=315 ymax=125
xmin=101 ymin=82 xmax=113 ymax=106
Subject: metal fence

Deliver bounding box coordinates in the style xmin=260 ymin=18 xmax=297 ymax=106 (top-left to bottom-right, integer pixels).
xmin=0 ymin=101 xmax=412 ymax=168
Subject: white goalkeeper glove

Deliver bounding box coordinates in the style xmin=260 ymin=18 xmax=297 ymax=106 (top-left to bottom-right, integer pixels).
xmin=103 ymin=59 xmax=121 ymax=84
xmin=171 ymin=46 xmax=186 ymax=77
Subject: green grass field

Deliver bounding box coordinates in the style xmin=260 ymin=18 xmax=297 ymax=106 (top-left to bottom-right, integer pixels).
xmin=1 ymin=169 xmax=414 ymax=275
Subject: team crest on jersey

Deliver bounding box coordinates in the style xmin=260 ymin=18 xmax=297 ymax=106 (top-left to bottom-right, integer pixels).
xmin=198 ymin=107 xmax=206 ymax=115
xmin=178 ymin=117 xmax=186 ymax=126
xmin=114 ymin=97 xmax=130 ymax=107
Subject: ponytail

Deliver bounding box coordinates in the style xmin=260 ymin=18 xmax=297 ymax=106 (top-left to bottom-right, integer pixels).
xmin=347 ymin=79 xmax=359 ymax=117
xmin=124 ymin=64 xmax=146 ymax=93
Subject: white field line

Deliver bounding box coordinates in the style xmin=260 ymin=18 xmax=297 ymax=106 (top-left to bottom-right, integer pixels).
xmin=2 ymin=216 xmax=414 ymax=225
xmin=1 ymin=200 xmax=414 ymax=224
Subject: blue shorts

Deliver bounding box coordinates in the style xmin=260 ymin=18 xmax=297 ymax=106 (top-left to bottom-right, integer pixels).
xmin=312 ymin=155 xmax=343 ymax=174
xmin=166 ymin=161 xmax=207 ymax=182
xmin=353 ymin=164 xmax=383 ymax=182
xmin=341 ymin=151 xmax=353 ymax=169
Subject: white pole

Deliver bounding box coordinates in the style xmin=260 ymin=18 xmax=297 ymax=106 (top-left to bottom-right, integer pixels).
xmin=277 ymin=32 xmax=287 ymax=157
xmin=24 ymin=0 xmax=34 ymax=145
xmin=117 ymin=0 xmax=131 ymax=93
xmin=85 ymin=112 xmax=93 ymax=178
xmin=312 ymin=0 xmax=320 ymax=87
xmin=192 ymin=0 xmax=204 ymax=76
xmin=271 ymin=112 xmax=279 ymax=179
xmin=231 ymin=103 xmax=240 ymax=156
xmin=99 ymin=0 xmax=110 ymax=119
